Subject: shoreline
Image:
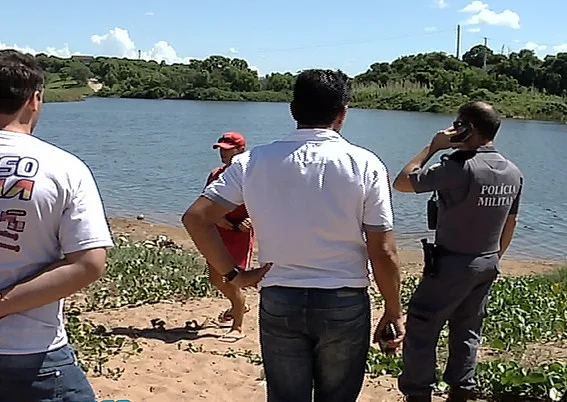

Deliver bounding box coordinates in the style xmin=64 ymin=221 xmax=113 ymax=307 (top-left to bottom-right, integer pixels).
xmin=107 ymin=217 xmax=562 ymax=277
xmin=83 ymin=95 xmax=567 ymax=124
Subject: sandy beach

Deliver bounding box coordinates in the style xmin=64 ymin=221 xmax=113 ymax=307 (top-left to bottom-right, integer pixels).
xmin=83 ymin=218 xmax=562 ymax=402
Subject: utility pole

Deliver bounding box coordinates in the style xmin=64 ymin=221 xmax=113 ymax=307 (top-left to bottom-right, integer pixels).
xmin=500 ymin=44 xmax=505 ymax=55
xmin=482 ymin=37 xmax=488 ymax=70
xmin=138 ymin=49 xmax=141 ymax=60
xmin=455 ymin=24 xmax=461 ymax=59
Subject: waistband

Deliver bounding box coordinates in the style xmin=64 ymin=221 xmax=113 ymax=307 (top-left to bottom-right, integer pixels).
xmin=435 ymin=244 xmax=499 ymax=258
xmin=261 ymin=285 xmax=367 ymax=294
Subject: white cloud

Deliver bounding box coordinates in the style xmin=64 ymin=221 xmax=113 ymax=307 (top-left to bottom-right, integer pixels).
xmin=461 ymin=0 xmax=487 ymax=13
xmin=460 ymin=1 xmax=520 ymax=29
xmin=144 ymin=11 xmax=154 ymax=16
xmin=553 ymin=44 xmax=567 ymax=52
xmin=524 ymin=42 xmax=547 ymax=52
xmin=424 ymin=26 xmax=438 ymax=32
xmin=91 ymin=28 xmax=136 ymax=57
xmin=91 ymin=27 xmax=192 ymax=64
xmin=434 ymin=0 xmax=448 ymax=8
xmin=0 ymin=41 xmax=79 ymax=58
xmin=467 ymin=27 xmax=481 ymax=33
xmin=1 ymin=27 xmax=259 ymax=70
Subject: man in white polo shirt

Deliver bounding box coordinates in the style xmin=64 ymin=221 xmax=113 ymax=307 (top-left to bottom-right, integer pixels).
xmin=182 ymin=69 xmax=404 ymax=402
xmin=0 ymin=50 xmax=113 ymax=401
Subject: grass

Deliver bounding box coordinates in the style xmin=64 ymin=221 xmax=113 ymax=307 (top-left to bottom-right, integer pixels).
xmin=44 ymin=73 xmax=93 ymax=103
xmin=65 ymin=235 xmax=567 ymax=400
xmin=348 ymin=82 xmax=567 ymax=123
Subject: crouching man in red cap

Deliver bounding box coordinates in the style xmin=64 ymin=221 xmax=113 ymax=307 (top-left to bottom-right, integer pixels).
xmin=204 ymin=132 xmax=255 ymax=342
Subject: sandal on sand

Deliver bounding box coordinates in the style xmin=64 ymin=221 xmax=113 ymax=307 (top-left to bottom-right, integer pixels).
xmin=185 ymin=317 xmax=216 ymax=330
xmin=219 ymin=331 xmax=246 ymax=343
xmin=217 ymin=304 xmax=251 ymax=323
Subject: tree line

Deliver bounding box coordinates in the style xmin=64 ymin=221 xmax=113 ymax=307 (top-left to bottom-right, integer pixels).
xmin=36 ymin=45 xmax=567 ymax=121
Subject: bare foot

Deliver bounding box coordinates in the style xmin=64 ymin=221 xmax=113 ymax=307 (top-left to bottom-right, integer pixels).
xmin=219 ymin=329 xmax=246 ymax=343
xmin=217 ymin=304 xmax=251 ymax=323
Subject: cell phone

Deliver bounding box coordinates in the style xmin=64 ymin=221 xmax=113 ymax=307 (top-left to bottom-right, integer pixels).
xmin=450 ymin=120 xmax=472 ymax=143
xmin=379 ymin=322 xmax=398 ymax=355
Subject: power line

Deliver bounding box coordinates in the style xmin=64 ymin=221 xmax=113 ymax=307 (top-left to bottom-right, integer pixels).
xmin=245 ymin=28 xmax=457 ymax=55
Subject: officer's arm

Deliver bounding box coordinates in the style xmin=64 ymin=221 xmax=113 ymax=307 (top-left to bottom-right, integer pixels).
xmin=499 ymin=185 xmax=522 ymax=259
xmin=393 ymin=145 xmax=437 ymax=192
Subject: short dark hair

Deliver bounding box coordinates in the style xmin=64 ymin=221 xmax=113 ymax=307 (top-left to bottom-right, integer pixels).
xmin=457 ymin=101 xmax=501 ymax=140
xmin=291 ymin=69 xmax=350 ymax=126
xmin=0 ymin=50 xmax=45 ymax=114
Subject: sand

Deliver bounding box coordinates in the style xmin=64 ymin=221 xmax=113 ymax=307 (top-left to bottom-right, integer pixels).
xmin=84 ymin=218 xmax=561 ymax=402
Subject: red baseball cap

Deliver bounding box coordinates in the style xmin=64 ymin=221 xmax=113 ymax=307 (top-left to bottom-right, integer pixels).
xmin=212 ymin=132 xmax=246 ymax=150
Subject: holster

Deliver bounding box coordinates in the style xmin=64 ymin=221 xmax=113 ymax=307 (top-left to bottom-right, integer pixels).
xmin=421 ymin=238 xmax=439 ymax=278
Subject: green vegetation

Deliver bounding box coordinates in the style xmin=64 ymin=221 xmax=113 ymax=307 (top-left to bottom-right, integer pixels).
xmin=67 ymin=236 xmax=567 ymax=400
xmin=368 ymin=268 xmax=567 ymax=400
xmin=65 ymin=235 xmax=215 ymax=378
xmin=44 ymin=72 xmax=93 ymax=103
xmin=33 ymin=46 xmax=567 ymax=121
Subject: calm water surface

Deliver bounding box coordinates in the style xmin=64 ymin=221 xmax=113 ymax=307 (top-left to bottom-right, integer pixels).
xmin=35 ymin=98 xmax=567 ymax=262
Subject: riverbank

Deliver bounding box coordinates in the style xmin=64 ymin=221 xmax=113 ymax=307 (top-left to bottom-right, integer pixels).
xmin=73 ymin=217 xmax=567 ymax=401
xmin=30 ymin=49 xmax=567 ymax=121
xmin=107 ymin=217 xmax=561 ymax=277
xmin=43 ymin=74 xmax=94 ymax=103
xmin=89 ymin=88 xmax=567 ymax=123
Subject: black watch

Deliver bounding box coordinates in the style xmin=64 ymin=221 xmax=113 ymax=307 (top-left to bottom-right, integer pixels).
xmin=223 ymin=266 xmax=244 ymax=283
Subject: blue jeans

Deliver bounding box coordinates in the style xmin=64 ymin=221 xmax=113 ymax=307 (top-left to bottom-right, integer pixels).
xmin=259 ymin=286 xmax=371 ymax=402
xmin=0 ymin=344 xmax=95 ymax=402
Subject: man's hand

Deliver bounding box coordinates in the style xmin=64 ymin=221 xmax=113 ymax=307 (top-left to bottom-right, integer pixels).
xmin=0 ymin=248 xmax=107 ymax=318
xmin=238 ymin=218 xmax=253 ymax=232
xmin=373 ymin=312 xmax=405 ymax=352
xmin=430 ymin=127 xmax=465 ymax=153
xmin=216 ymin=217 xmax=234 ymax=230
xmin=231 ymin=263 xmax=272 ymax=288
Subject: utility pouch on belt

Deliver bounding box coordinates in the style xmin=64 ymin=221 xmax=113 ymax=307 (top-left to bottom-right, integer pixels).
xmin=426 ymin=191 xmax=439 ymax=230
xmin=421 ymin=238 xmax=439 ymax=278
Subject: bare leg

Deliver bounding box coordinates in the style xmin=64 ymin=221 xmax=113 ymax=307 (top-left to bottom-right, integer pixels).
xmin=208 ymin=265 xmax=247 ymax=342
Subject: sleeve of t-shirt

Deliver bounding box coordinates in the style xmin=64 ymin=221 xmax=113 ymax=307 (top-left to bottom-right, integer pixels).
xmin=202 ymin=157 xmax=245 ymax=210
xmin=58 ymin=162 xmax=114 ymax=255
xmin=362 ymin=159 xmax=394 ymax=232
xmin=509 ymin=176 xmax=523 ymax=215
xmin=203 ymin=169 xmax=216 ymax=190
xmin=408 ymin=159 xmax=469 ymax=193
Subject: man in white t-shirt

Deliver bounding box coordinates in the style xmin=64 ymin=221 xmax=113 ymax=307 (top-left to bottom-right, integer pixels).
xmin=0 ymin=50 xmax=113 ymax=401
xmin=182 ymin=69 xmax=404 ymax=402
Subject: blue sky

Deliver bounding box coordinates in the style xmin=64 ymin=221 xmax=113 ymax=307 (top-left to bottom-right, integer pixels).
xmin=0 ymin=0 xmax=565 ymax=76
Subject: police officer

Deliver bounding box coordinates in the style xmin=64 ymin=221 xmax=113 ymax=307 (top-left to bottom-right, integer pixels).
xmin=392 ymin=101 xmax=523 ymax=402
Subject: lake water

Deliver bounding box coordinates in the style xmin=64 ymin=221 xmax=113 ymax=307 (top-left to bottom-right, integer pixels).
xmin=35 ymin=98 xmax=567 ymax=262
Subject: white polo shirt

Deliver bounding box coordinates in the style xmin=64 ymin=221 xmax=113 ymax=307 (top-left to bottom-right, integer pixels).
xmin=203 ymin=128 xmax=393 ymax=289
xmin=0 ymin=130 xmax=114 ymax=354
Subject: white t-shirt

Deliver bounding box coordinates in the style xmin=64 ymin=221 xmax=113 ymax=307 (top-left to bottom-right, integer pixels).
xmin=203 ymin=128 xmax=393 ymax=289
xmin=0 ymin=130 xmax=114 ymax=354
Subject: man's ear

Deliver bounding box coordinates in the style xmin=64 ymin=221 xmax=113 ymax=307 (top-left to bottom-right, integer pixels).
xmin=28 ymin=90 xmax=42 ymax=112
xmin=468 ymin=122 xmax=480 ymax=138
xmin=333 ymin=105 xmax=348 ymax=127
